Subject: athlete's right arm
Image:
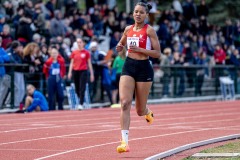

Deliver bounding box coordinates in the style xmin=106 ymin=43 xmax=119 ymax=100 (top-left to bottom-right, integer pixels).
xmin=68 ymin=59 xmax=74 ymax=79
xmin=116 ymin=26 xmax=131 ymax=52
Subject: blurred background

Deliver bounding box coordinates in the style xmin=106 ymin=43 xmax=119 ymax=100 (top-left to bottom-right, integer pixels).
xmin=0 ymin=0 xmax=240 ymax=111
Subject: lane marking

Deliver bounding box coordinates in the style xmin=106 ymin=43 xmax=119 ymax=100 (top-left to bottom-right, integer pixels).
xmin=0 ymin=117 xmax=240 ymax=137
xmin=0 ymin=126 xmax=62 ymax=133
xmin=34 ymin=125 xmax=240 ymax=160
xmin=0 ymin=118 xmax=240 ymax=146
xmin=1 ymin=113 xmax=240 ymax=134
xmin=0 ymin=102 xmax=237 ymax=123
xmin=0 ymin=107 xmax=239 ymax=128
xmin=145 ymin=134 xmax=240 ymax=160
xmin=0 ymin=149 xmax=66 ymax=152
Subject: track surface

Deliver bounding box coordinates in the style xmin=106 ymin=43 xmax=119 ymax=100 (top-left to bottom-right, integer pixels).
xmin=0 ymin=101 xmax=239 ymax=160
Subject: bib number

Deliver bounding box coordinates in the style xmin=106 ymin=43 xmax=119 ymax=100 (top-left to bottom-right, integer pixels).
xmin=52 ymin=68 xmax=60 ymax=75
xmin=127 ymin=37 xmax=139 ymax=49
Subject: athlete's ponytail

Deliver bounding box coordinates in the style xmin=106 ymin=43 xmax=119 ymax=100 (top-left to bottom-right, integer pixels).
xmin=147 ymin=3 xmax=152 ymax=12
xmin=135 ymin=2 xmax=152 ymax=13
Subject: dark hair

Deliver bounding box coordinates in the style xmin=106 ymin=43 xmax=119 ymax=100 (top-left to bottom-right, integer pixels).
xmin=135 ymin=2 xmax=152 ymax=13
xmin=11 ymin=41 xmax=21 ymax=49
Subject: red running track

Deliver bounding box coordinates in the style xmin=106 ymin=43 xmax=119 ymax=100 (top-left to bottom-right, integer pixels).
xmin=0 ymin=101 xmax=240 ymax=160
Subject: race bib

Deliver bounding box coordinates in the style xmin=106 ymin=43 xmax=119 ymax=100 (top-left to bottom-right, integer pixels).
xmin=52 ymin=68 xmax=60 ymax=75
xmin=127 ymin=37 xmax=139 ymax=49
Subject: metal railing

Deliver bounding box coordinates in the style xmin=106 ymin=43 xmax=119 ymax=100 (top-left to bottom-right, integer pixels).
xmin=0 ymin=63 xmax=239 ymax=109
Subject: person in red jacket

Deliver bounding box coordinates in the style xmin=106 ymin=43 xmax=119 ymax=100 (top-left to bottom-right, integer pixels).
xmin=213 ymin=44 xmax=226 ymax=92
xmin=214 ymin=44 xmax=226 ymax=65
xmin=43 ymin=46 xmax=66 ymax=110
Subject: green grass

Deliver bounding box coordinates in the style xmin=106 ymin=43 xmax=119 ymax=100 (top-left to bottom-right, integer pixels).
xmin=182 ymin=139 xmax=240 ymax=160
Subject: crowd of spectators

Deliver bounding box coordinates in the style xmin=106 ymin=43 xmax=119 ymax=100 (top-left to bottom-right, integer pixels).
xmin=0 ymin=0 xmax=240 ymax=109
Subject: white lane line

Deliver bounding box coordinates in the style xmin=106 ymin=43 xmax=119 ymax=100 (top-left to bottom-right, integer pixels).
xmin=145 ymin=134 xmax=240 ymax=160
xmin=0 ymin=107 xmax=239 ymax=128
xmin=0 ymin=103 xmax=238 ymax=126
xmin=0 ymin=112 xmax=239 ymax=140
xmin=34 ymin=125 xmax=240 ymax=160
xmin=0 ymin=149 xmax=66 ymax=152
xmin=1 ymin=112 xmax=240 ymax=134
xmin=1 ymin=117 xmax=239 ymax=146
xmin=0 ymin=102 xmax=236 ymax=123
xmin=0 ymin=126 xmax=62 ymax=133
xmin=0 ymin=128 xmax=120 ymax=146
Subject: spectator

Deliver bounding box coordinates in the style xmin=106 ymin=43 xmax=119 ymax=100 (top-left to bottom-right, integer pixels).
xmin=24 ymin=84 xmax=48 ymax=112
xmin=16 ymin=13 xmax=33 ymax=46
xmin=110 ymin=31 xmax=120 ymax=50
xmin=89 ymin=41 xmax=105 ymax=102
xmin=49 ymin=10 xmax=66 ymax=37
xmin=40 ymin=44 xmax=49 ymax=62
xmin=213 ymin=44 xmax=226 ymax=93
xmin=0 ymin=36 xmax=10 ymax=108
xmin=195 ymin=51 xmax=207 ymax=96
xmin=8 ymin=41 xmax=25 ymax=108
xmin=0 ymin=14 xmax=6 ymax=33
xmin=91 ymin=9 xmax=103 ymax=36
xmin=23 ymin=42 xmax=44 ymax=90
xmin=197 ymin=0 xmax=209 ymax=18
xmin=222 ymin=19 xmax=234 ymax=45
xmin=111 ymin=47 xmax=126 ymax=104
xmin=43 ymin=46 xmax=65 ymax=110
xmin=34 ymin=5 xmax=47 ymax=33
xmin=171 ymin=51 xmax=185 ymax=96
xmin=214 ymin=44 xmax=226 ymax=65
xmin=68 ymin=38 xmax=94 ymax=108
xmin=33 ymin=33 xmax=42 ymax=45
xmin=182 ymin=41 xmax=195 ymax=88
xmin=229 ymin=49 xmax=240 ymax=80
xmin=160 ymin=48 xmax=172 ymax=97
xmin=45 ymin=0 xmax=56 ymax=18
xmin=182 ymin=0 xmax=196 ymax=21
xmin=0 ymin=24 xmax=13 ymax=49
xmin=172 ymin=0 xmax=183 ymax=15
xmin=3 ymin=1 xmax=14 ymax=20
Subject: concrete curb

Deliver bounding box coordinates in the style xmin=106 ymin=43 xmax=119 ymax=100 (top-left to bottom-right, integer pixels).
xmin=144 ymin=134 xmax=240 ymax=160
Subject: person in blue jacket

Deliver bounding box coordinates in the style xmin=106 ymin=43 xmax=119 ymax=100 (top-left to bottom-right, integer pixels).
xmin=0 ymin=36 xmax=10 ymax=108
xmin=24 ymin=84 xmax=48 ymax=112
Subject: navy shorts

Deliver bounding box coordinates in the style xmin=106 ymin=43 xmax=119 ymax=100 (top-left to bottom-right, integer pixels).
xmin=121 ymin=57 xmax=154 ymax=82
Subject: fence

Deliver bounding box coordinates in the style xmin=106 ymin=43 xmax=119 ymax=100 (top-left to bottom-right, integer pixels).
xmin=0 ymin=63 xmax=239 ymax=109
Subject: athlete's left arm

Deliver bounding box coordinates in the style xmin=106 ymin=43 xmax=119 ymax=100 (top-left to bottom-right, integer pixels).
xmin=88 ymin=58 xmax=95 ymax=82
xmin=129 ymin=26 xmax=161 ymax=58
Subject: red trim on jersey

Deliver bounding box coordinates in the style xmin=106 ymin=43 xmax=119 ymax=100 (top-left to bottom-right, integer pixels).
xmin=127 ymin=24 xmax=149 ymax=54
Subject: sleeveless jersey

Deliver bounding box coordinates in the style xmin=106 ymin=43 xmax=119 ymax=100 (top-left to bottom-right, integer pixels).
xmin=126 ymin=24 xmax=151 ymax=54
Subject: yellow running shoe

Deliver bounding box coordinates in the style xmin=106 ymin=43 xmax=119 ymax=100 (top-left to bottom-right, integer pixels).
xmin=145 ymin=111 xmax=154 ymax=124
xmin=117 ymin=141 xmax=130 ymax=153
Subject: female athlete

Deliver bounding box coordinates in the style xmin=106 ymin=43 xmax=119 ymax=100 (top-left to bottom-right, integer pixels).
xmin=116 ymin=2 xmax=161 ymax=153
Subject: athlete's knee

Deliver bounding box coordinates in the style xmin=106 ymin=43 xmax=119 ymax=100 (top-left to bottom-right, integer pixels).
xmin=120 ymin=98 xmax=131 ymax=111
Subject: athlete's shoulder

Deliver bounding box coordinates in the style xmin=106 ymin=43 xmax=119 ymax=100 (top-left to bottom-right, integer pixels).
xmin=146 ymin=24 xmax=157 ymax=35
xmin=146 ymin=24 xmax=154 ymax=31
xmin=124 ymin=25 xmax=133 ymax=33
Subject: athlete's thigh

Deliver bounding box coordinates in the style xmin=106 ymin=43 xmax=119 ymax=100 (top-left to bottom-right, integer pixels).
xmin=135 ymin=82 xmax=152 ymax=111
xmin=119 ymin=75 xmax=135 ymax=103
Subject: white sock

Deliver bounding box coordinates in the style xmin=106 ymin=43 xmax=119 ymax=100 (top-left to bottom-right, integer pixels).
xmin=121 ymin=130 xmax=129 ymax=144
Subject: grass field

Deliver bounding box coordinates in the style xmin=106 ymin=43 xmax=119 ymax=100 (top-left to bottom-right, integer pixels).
xmin=183 ymin=139 xmax=240 ymax=160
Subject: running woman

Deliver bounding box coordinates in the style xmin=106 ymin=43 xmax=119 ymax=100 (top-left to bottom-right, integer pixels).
xmin=116 ymin=2 xmax=161 ymax=153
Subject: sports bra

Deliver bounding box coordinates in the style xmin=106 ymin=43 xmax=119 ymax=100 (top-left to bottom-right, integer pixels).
xmin=126 ymin=24 xmax=151 ymax=54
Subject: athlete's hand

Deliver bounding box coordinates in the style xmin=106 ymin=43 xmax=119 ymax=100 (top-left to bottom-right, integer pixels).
xmin=129 ymin=45 xmax=141 ymax=53
xmin=116 ymin=43 xmax=124 ymax=52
